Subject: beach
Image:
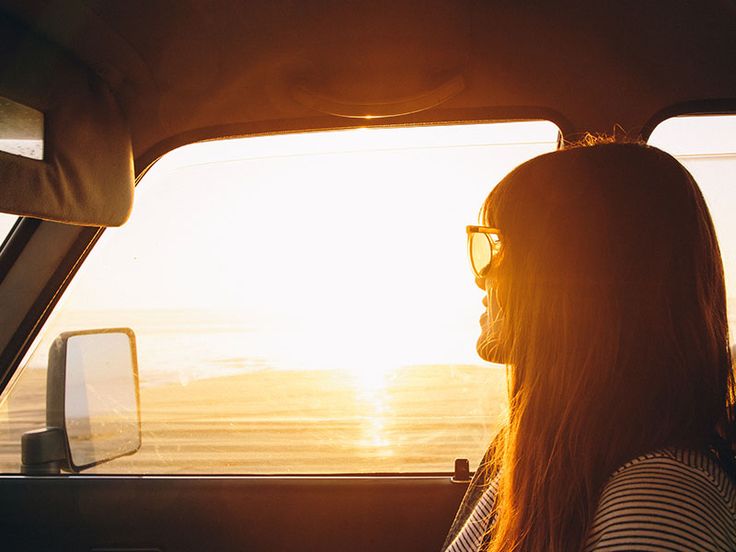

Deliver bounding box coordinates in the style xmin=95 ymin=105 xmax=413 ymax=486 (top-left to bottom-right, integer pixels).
xmin=0 ymin=362 xmax=507 ymax=474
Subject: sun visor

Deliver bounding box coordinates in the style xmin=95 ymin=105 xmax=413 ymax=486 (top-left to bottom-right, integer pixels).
xmin=0 ymin=18 xmax=134 ymax=227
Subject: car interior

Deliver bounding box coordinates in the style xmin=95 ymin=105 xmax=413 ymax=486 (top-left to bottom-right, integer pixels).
xmin=0 ymin=1 xmax=735 ymax=551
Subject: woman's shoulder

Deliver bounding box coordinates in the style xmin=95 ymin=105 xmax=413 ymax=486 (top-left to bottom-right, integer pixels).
xmin=602 ymin=448 xmax=736 ymax=505
xmin=585 ymin=447 xmax=736 ymax=551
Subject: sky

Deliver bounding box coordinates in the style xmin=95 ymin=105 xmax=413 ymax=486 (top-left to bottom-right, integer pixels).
xmin=27 ymin=121 xmax=561 ymax=373
xmin=70 ymin=121 xmax=559 ymax=312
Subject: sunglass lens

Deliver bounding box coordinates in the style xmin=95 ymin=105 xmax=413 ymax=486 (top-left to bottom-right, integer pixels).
xmin=470 ymin=233 xmax=492 ymax=277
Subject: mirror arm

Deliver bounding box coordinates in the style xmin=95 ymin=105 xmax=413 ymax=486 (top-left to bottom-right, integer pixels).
xmin=20 ymin=427 xmax=67 ymax=475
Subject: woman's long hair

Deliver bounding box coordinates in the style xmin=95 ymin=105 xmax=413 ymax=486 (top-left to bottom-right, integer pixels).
xmin=480 ymin=143 xmax=735 ymax=551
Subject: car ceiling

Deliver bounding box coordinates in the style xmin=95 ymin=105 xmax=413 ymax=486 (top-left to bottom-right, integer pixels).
xmin=1 ymin=0 xmax=735 ymax=171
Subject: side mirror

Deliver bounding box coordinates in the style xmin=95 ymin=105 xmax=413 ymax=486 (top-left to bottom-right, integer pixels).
xmin=21 ymin=328 xmax=141 ymax=474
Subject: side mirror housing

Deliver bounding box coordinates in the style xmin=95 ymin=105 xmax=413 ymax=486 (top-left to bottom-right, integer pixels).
xmin=21 ymin=328 xmax=141 ymax=474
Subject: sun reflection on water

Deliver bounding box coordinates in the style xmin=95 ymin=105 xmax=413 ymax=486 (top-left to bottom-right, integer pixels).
xmin=351 ymin=366 xmax=395 ymax=455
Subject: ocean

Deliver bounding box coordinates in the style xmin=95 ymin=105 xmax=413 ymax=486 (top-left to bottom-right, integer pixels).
xmin=0 ymin=309 xmax=507 ymax=474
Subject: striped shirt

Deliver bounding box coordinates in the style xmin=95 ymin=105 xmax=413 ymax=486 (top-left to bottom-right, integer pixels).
xmin=444 ymin=448 xmax=736 ymax=551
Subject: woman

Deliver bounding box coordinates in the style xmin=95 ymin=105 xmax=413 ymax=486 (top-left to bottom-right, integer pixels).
xmin=444 ymin=142 xmax=736 ymax=551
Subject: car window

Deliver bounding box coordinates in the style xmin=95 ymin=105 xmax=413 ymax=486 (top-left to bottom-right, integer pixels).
xmin=648 ymin=115 xmax=736 ymax=341
xmin=0 ymin=214 xmax=17 ymax=244
xmin=0 ymin=96 xmax=44 ymax=160
xmin=0 ymin=121 xmax=559 ymax=474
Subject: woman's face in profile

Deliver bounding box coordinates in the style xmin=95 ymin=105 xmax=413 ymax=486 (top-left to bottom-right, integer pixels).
xmin=468 ymin=224 xmax=505 ymax=363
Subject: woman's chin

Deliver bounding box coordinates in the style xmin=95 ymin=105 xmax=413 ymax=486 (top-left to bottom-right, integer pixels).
xmin=476 ymin=333 xmax=497 ymax=362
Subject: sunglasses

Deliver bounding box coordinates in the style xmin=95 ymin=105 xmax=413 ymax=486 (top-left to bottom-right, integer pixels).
xmin=466 ymin=225 xmax=502 ymax=278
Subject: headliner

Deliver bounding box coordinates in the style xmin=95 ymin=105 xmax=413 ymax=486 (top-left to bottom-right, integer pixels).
xmin=1 ymin=0 xmax=735 ymax=170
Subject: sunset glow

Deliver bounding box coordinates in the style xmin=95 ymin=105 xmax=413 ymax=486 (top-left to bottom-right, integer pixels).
xmin=50 ymin=121 xmax=560 ymax=382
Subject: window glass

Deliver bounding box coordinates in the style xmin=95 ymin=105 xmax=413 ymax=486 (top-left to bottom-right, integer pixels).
xmin=0 ymin=97 xmax=44 ymax=160
xmin=0 ymin=214 xmax=18 ymax=243
xmin=0 ymin=121 xmax=559 ymax=474
xmin=648 ymin=115 xmax=736 ymax=341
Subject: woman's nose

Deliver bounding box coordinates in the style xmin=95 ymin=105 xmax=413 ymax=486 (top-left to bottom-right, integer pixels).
xmin=475 ymin=276 xmax=488 ymax=291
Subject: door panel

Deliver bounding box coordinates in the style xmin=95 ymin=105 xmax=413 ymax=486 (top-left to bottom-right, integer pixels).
xmin=0 ymin=476 xmax=466 ymax=551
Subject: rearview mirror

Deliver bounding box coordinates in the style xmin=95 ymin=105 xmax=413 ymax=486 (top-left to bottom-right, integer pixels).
xmin=21 ymin=328 xmax=141 ymax=474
